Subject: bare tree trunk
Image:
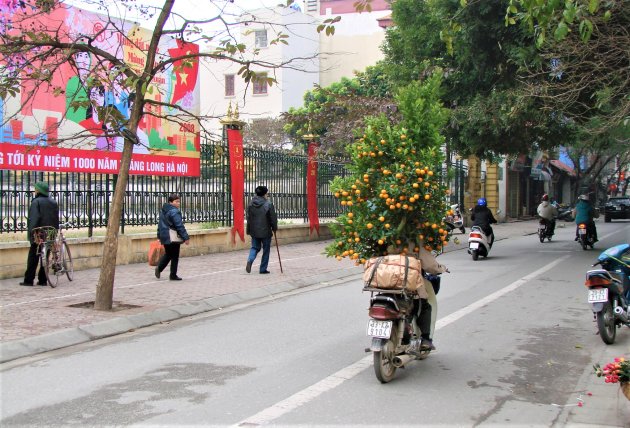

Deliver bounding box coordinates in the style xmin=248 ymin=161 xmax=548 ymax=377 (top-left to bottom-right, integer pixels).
xmin=94 ymin=139 xmax=134 ymax=310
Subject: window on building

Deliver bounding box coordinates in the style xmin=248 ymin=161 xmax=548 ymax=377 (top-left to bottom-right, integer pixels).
xmin=254 ymin=30 xmax=268 ymax=48
xmin=225 ymin=74 xmax=235 ymax=97
xmin=253 ymin=73 xmax=268 ymax=95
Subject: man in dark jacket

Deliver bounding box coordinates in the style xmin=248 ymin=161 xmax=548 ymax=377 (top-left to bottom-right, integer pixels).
xmin=246 ymin=185 xmax=278 ymax=274
xmin=20 ymin=181 xmax=59 ymax=286
xmin=471 ymin=197 xmax=498 ymax=246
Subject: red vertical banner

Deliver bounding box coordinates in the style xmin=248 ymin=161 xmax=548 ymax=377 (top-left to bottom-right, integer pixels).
xmin=307 ymin=142 xmax=320 ymax=236
xmin=227 ymin=128 xmax=245 ymax=243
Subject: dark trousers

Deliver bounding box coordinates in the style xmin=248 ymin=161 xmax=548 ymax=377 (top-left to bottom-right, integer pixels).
xmin=157 ymin=243 xmax=181 ymax=278
xmin=414 ymin=298 xmax=433 ymax=340
xmin=24 ymin=242 xmax=47 ymax=284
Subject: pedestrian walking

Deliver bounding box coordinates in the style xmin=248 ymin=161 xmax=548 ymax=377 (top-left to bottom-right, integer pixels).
xmin=155 ymin=194 xmax=189 ymax=281
xmin=246 ymin=185 xmax=278 ymax=274
xmin=20 ymin=181 xmax=59 ymax=286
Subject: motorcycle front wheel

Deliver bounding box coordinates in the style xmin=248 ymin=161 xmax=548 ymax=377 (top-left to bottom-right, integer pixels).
xmin=374 ymin=331 xmax=398 ymax=383
xmin=539 ymin=232 xmax=545 ymax=243
xmin=596 ymin=302 xmax=616 ymax=344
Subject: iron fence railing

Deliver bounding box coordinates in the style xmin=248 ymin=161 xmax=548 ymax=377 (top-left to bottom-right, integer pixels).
xmin=0 ymin=139 xmax=350 ymax=234
xmin=1 ymin=139 xmax=467 ymax=235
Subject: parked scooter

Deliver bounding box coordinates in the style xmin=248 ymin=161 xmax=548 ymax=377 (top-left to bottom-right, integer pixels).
xmin=443 ymin=204 xmax=466 ymax=234
xmin=555 ymin=203 xmax=574 ymax=222
xmin=364 ymin=257 xmax=447 ymax=383
xmin=584 ymin=244 xmax=630 ymax=344
xmin=576 ymin=223 xmax=596 ymax=250
xmin=467 ymin=226 xmax=492 ymax=260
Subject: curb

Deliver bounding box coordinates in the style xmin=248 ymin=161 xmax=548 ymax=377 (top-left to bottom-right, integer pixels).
xmin=0 ymin=268 xmax=362 ymax=364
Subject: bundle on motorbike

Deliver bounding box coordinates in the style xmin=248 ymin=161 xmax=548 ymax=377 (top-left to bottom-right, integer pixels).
xmin=584 ymin=244 xmax=630 ymax=344
xmin=363 ymin=253 xmax=445 ymax=383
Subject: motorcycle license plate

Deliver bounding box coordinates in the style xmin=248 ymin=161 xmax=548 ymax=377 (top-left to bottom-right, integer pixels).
xmin=579 ymin=228 xmax=586 ymax=235
xmin=588 ymin=288 xmax=608 ymax=303
xmin=469 ymin=242 xmax=479 ymax=249
xmin=366 ymin=320 xmax=392 ymax=338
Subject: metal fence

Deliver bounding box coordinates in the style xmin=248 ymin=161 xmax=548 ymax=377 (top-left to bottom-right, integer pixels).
xmin=1 ymin=141 xmax=467 ymax=235
xmin=0 ymin=140 xmax=350 ymax=234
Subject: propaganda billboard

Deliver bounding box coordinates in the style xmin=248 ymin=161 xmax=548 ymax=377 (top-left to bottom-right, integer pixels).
xmin=0 ymin=4 xmax=201 ymax=176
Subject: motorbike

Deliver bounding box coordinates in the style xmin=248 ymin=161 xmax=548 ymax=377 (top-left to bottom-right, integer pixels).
xmin=537 ymin=218 xmax=554 ymax=243
xmin=443 ymin=204 xmax=466 ymax=234
xmin=467 ymin=226 xmax=492 ymax=260
xmin=556 ymin=203 xmax=574 ymax=222
xmin=576 ymin=223 xmax=596 ymax=250
xmin=584 ymin=244 xmax=630 ymax=344
xmin=364 ymin=272 xmax=443 ymax=383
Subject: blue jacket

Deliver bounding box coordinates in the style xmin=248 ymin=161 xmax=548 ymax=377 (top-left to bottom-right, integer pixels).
xmin=574 ymin=200 xmax=594 ymax=224
xmin=157 ymin=203 xmax=189 ymax=245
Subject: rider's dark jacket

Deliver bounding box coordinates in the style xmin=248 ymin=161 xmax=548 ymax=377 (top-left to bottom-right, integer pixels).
xmin=471 ymin=206 xmax=497 ymax=237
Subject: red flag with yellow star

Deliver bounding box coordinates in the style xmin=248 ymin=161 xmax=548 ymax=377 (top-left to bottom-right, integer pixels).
xmin=168 ymin=39 xmax=199 ymax=105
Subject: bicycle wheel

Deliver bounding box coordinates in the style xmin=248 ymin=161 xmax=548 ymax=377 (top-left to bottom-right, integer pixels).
xmin=61 ymin=241 xmax=74 ymax=281
xmin=41 ymin=243 xmax=58 ymax=288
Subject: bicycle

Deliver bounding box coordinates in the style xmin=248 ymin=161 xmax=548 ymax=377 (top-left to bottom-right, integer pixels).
xmin=32 ymin=224 xmax=74 ymax=287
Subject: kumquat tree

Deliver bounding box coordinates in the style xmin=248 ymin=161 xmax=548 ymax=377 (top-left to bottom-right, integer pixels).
xmin=325 ymin=73 xmax=452 ymax=265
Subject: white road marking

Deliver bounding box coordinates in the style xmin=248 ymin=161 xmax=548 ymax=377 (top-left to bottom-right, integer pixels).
xmin=234 ymin=254 xmax=572 ymax=427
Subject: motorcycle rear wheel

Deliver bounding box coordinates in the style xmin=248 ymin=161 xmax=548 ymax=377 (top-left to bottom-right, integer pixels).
xmin=581 ymin=239 xmax=588 ymax=250
xmin=539 ymin=233 xmax=545 ymax=243
xmin=460 ymin=227 xmax=466 ymax=234
xmin=374 ymin=340 xmax=397 ymax=383
xmin=471 ymin=249 xmax=479 ymax=261
xmin=597 ymin=302 xmax=616 ymax=344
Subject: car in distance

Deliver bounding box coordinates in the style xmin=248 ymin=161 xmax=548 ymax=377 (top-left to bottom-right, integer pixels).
xmin=604 ymin=197 xmax=630 ymax=222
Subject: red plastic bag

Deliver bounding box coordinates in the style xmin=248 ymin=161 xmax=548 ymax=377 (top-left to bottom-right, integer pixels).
xmin=148 ymin=240 xmax=165 ymax=266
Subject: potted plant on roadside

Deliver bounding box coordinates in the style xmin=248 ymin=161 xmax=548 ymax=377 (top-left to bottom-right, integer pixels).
xmin=594 ymin=357 xmax=630 ymax=400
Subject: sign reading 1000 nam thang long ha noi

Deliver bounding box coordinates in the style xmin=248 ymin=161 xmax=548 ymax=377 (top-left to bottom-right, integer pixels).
xmin=0 ymin=4 xmax=201 ymax=177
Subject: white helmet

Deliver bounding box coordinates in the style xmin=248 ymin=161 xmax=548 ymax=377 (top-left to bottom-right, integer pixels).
xmin=578 ymin=194 xmax=589 ymax=201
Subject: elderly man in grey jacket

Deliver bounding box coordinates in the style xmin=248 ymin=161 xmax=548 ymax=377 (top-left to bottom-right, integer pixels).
xmin=245 ymin=186 xmax=278 ymax=274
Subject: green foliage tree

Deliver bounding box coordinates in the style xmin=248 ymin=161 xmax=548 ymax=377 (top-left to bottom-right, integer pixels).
xmin=382 ymin=0 xmax=571 ymax=159
xmin=325 ymin=74 xmax=452 ymax=264
xmin=505 ymin=0 xmax=618 ymax=46
xmin=282 ymin=64 xmax=397 ymax=155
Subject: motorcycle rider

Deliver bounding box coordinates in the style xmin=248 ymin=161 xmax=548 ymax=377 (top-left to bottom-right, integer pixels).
xmin=537 ymin=194 xmax=558 ymax=236
xmin=471 ymin=197 xmax=498 ymax=246
xmin=409 ymin=246 xmax=448 ymax=354
xmin=573 ymin=194 xmax=598 ymax=242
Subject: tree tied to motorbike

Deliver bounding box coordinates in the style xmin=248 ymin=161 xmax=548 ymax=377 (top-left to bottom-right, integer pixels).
xmin=325 ymin=74 xmax=452 ymax=264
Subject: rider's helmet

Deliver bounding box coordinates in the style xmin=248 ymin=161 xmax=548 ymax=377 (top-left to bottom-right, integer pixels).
xmin=477 ymin=197 xmax=487 ymax=207
xmin=541 ymin=194 xmax=549 ymax=201
xmin=578 ymin=194 xmax=589 ymax=201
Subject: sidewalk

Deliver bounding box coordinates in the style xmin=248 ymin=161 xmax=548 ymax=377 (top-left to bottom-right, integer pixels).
xmin=1 ymin=220 xmax=627 ymax=426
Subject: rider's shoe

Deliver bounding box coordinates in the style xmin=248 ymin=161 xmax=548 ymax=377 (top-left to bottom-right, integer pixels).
xmin=420 ymin=338 xmax=436 ymax=351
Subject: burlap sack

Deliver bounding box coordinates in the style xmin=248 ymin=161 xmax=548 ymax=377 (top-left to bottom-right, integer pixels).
xmin=363 ymin=254 xmax=428 ymax=298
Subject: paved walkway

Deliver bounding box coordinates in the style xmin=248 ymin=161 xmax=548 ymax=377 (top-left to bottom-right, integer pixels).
xmin=1 ymin=219 xmax=628 ymax=426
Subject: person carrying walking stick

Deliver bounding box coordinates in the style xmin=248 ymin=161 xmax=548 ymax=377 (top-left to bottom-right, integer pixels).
xmin=245 ymin=185 xmax=278 ymax=274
